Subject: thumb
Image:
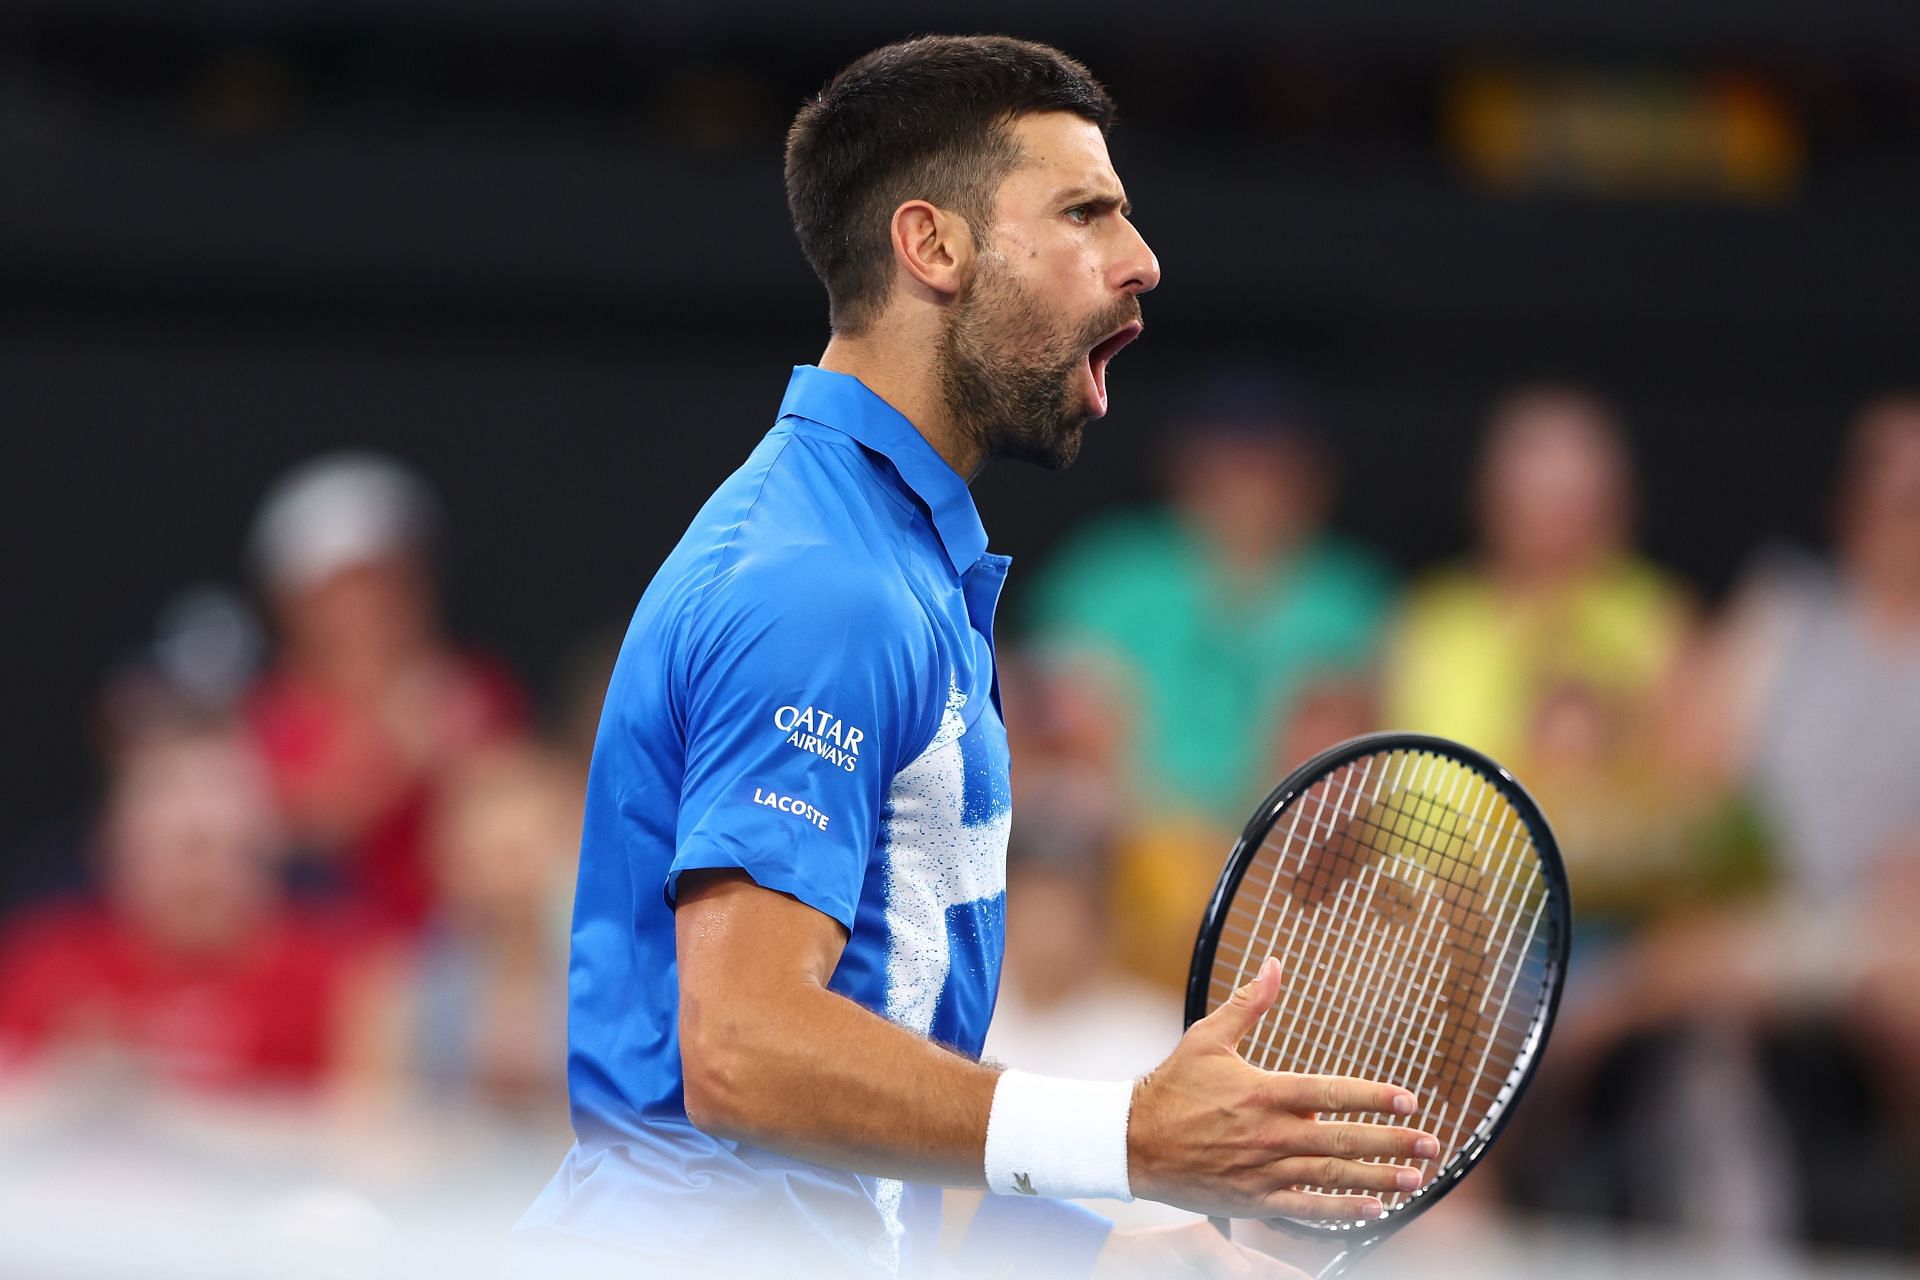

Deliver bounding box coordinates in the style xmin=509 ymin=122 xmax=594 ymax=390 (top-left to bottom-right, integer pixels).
xmin=1194 ymin=956 xmax=1282 ymax=1052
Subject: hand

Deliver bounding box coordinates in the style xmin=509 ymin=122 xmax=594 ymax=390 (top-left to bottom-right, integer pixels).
xmin=1127 ymin=956 xmax=1441 ymax=1220
xmin=1093 ymin=1221 xmax=1310 ymax=1280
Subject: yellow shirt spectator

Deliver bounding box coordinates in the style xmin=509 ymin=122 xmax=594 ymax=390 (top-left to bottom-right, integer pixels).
xmin=1384 ymin=554 xmax=1690 ymax=769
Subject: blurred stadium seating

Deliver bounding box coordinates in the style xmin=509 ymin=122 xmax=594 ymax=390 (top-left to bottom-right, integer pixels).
xmin=4 ymin=3 xmax=1919 ymax=1274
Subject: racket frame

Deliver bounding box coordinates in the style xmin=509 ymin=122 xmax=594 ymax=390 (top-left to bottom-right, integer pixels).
xmin=1184 ymin=731 xmax=1572 ymax=1248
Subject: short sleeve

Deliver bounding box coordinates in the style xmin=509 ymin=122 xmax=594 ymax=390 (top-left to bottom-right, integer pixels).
xmin=667 ymin=558 xmax=937 ymax=930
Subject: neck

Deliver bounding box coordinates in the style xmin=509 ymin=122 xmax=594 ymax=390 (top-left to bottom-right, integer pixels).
xmin=1488 ymin=550 xmax=1605 ymax=595
xmin=818 ymin=327 xmax=983 ymax=480
xmin=1855 ymin=568 xmax=1920 ymax=634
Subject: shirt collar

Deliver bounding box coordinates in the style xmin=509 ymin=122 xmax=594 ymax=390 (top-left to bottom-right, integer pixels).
xmin=776 ymin=364 xmax=990 ymax=578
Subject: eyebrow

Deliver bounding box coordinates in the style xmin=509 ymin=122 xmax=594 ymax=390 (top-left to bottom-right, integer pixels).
xmin=1055 ymin=185 xmax=1133 ymax=218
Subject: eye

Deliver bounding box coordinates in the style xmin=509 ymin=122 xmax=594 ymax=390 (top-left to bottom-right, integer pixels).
xmin=1064 ymin=204 xmax=1092 ymax=225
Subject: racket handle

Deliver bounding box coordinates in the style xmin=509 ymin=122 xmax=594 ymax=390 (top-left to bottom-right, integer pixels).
xmin=1210 ymin=1218 xmax=1364 ymax=1280
xmin=1316 ymin=1247 xmax=1356 ymax=1279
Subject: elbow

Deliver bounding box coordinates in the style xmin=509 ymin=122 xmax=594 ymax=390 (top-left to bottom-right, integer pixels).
xmin=679 ymin=1004 xmax=755 ymax=1141
xmin=680 ymin=1047 xmax=743 ymax=1139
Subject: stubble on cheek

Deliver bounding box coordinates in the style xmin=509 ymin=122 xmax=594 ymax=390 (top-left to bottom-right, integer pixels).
xmin=937 ymin=255 xmax=1100 ymax=470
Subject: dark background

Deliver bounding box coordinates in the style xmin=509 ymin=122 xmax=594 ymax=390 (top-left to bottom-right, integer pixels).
xmin=5 ymin=1 xmax=1917 ymax=887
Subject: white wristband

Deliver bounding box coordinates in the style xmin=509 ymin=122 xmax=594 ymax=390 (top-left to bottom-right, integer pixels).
xmin=982 ymin=1069 xmax=1134 ymax=1202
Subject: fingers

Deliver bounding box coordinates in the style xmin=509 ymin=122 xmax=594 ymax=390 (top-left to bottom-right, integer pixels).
xmin=1191 ymin=957 xmax=1283 ymax=1050
xmin=1268 ymin=1155 xmax=1428 ymax=1196
xmin=1263 ymin=1072 xmax=1419 ymax=1119
xmin=1295 ymin=1120 xmax=1441 ymax=1162
xmin=1257 ymin=1188 xmax=1387 ymax=1222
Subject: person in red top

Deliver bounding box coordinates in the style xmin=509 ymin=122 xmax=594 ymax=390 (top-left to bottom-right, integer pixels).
xmin=0 ymin=699 xmax=349 ymax=1091
xmin=242 ymin=452 xmax=526 ymax=931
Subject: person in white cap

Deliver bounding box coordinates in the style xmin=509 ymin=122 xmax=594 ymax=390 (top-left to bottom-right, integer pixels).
xmin=244 ymin=451 xmax=527 ymax=932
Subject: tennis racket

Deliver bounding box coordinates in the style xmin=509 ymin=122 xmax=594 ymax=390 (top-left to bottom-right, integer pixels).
xmin=1187 ymin=732 xmax=1571 ymax=1278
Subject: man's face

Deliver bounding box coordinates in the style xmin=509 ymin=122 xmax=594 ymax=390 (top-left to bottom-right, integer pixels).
xmin=1841 ymin=404 xmax=1920 ymax=584
xmin=105 ymin=728 xmax=280 ymax=954
xmin=938 ymin=111 xmax=1160 ymax=470
xmin=1480 ymin=406 xmax=1629 ymax=579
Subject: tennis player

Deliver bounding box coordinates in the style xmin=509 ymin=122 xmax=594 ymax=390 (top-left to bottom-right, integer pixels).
xmin=514 ymin=35 xmax=1439 ymax=1279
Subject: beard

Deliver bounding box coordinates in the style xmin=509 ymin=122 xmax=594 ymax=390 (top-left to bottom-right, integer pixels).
xmin=937 ymin=250 xmax=1142 ymax=472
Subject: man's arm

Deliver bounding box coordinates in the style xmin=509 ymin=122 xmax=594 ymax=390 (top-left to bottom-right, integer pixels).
xmin=675 ymin=868 xmax=1443 ymax=1219
xmin=676 ymin=867 xmax=998 ymax=1184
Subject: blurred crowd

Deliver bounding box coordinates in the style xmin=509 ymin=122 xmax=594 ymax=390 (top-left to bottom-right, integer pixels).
xmin=995 ymin=382 xmax=1920 ymax=1255
xmin=0 ymin=453 xmax=591 ymax=1139
xmin=6 ymin=383 xmax=1920 ymax=1263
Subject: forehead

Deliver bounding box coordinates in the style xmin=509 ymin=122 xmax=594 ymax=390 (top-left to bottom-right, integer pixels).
xmin=1852 ymin=410 xmax=1920 ymax=483
xmin=998 ymin=111 xmax=1123 ymax=201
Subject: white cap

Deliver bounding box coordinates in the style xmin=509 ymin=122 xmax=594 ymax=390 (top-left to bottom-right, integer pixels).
xmin=249 ymin=451 xmax=438 ymax=592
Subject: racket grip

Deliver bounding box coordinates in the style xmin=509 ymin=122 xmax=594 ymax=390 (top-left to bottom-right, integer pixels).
xmin=1210 ymin=1217 xmax=1358 ymax=1279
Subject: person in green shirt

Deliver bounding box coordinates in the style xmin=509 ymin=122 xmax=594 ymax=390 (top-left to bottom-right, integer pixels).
xmin=1025 ymin=375 xmax=1394 ymax=829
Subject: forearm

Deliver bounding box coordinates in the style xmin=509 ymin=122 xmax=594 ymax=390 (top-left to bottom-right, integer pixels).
xmin=681 ymin=976 xmax=1001 ymax=1185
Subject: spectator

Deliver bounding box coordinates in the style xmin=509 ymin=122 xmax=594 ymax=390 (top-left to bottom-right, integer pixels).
xmin=1708 ymin=393 xmax=1920 ymax=911
xmin=1383 ymin=386 xmax=1709 ymax=936
xmin=2 ymin=584 xmax=265 ymax=919
xmin=334 ymin=740 xmax=577 ymax=1123
xmin=1023 ymin=375 xmax=1393 ymax=988
xmin=1385 ymin=384 xmax=1691 ymax=768
xmin=1026 ymin=372 xmax=1394 ymax=827
xmin=1690 ymin=394 xmax=1920 ymax=1147
xmin=244 ymin=452 xmax=527 ymax=932
xmin=0 ymin=685 xmax=351 ymax=1092
xmin=1502 ymin=397 xmax=1920 ymax=1255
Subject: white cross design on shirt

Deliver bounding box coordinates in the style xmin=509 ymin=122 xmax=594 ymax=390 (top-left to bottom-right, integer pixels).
xmin=870 ymin=672 xmax=1011 ymax=1269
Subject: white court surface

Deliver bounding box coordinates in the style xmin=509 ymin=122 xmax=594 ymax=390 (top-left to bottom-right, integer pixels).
xmin=0 ymin=1078 xmax=1906 ymax=1280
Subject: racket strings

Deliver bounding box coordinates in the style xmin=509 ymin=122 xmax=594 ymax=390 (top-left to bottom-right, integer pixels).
xmin=1206 ymin=748 xmax=1554 ymax=1225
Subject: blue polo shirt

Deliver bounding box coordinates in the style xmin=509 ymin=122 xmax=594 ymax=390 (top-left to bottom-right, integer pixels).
xmin=515 ymin=366 xmax=1110 ymax=1277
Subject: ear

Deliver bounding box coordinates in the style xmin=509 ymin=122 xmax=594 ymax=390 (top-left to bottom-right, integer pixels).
xmin=889 ymin=199 xmax=975 ymax=302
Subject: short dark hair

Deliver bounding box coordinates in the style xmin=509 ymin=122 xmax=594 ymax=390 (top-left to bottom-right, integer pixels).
xmin=785 ymin=35 xmax=1115 ymax=334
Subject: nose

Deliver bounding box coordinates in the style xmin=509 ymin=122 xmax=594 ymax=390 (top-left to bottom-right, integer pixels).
xmin=1119 ymin=220 xmax=1161 ymax=296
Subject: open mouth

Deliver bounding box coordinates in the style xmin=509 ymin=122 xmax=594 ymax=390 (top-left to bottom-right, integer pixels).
xmin=1085 ymin=321 xmax=1144 ymax=417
